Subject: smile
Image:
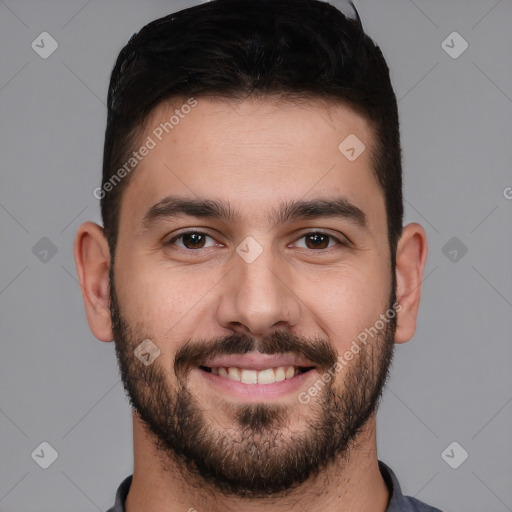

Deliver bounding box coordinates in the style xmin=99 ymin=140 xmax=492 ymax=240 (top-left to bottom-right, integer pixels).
xmin=199 ymin=365 xmax=315 ymax=385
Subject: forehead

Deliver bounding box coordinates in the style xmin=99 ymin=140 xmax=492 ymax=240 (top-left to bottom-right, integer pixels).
xmin=119 ymin=95 xmax=385 ymax=234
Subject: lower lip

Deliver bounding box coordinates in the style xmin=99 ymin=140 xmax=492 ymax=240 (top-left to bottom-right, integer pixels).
xmin=194 ymin=367 xmax=318 ymax=401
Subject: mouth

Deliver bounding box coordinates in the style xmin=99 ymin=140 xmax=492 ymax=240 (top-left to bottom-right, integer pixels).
xmin=193 ymin=353 xmax=319 ymax=400
xmin=199 ymin=364 xmax=316 ymax=384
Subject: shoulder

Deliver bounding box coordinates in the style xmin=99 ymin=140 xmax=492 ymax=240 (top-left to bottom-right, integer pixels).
xmin=379 ymin=461 xmax=444 ymax=512
xmin=105 ymin=474 xmax=133 ymax=512
xmin=399 ymin=495 xmax=444 ymax=512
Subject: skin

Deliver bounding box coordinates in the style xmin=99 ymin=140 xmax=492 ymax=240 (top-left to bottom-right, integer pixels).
xmin=74 ymin=96 xmax=428 ymax=512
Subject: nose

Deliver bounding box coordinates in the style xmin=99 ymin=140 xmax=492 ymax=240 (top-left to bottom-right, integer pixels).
xmin=215 ymin=244 xmax=301 ymax=337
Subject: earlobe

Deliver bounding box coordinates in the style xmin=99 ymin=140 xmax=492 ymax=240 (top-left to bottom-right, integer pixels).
xmin=73 ymin=221 xmax=114 ymax=342
xmin=393 ymin=222 xmax=428 ymax=344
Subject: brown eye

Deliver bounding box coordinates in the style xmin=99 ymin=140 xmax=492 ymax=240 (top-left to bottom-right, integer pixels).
xmin=294 ymin=232 xmax=345 ymax=250
xmin=304 ymin=233 xmax=331 ymax=249
xmin=167 ymin=231 xmax=216 ymax=250
xmin=182 ymin=232 xmax=206 ymax=249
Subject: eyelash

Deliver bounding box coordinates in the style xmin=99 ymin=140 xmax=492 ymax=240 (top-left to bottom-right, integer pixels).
xmin=165 ymin=230 xmax=349 ymax=252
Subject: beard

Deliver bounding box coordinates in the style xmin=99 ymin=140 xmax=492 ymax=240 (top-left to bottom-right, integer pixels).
xmin=109 ymin=266 xmax=396 ymax=498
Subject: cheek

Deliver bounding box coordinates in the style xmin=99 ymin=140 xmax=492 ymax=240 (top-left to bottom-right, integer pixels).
xmin=297 ymin=260 xmax=390 ymax=347
xmin=114 ymin=256 xmax=218 ymax=338
xmin=114 ymin=258 xmax=176 ymax=324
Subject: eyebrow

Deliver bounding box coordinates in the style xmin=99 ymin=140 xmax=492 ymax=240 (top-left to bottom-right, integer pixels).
xmin=141 ymin=195 xmax=368 ymax=232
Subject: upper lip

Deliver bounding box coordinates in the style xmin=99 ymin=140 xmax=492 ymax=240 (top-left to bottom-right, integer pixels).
xmin=201 ymin=353 xmax=316 ymax=371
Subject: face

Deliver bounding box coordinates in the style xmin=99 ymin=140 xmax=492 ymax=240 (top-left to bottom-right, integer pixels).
xmin=109 ymin=96 xmax=396 ymax=497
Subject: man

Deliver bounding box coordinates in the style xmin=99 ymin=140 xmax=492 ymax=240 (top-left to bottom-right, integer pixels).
xmin=74 ymin=0 xmax=440 ymax=510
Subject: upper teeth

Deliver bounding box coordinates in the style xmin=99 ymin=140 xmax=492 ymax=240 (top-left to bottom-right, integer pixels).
xmin=211 ymin=366 xmax=299 ymax=384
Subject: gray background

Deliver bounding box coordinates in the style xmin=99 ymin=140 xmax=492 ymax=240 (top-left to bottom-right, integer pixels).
xmin=0 ymin=0 xmax=511 ymax=510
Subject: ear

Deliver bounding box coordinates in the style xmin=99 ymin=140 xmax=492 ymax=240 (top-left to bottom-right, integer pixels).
xmin=73 ymin=221 xmax=113 ymax=342
xmin=394 ymin=222 xmax=428 ymax=344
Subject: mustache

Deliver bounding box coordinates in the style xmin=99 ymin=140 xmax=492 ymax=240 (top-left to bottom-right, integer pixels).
xmin=174 ymin=330 xmax=338 ymax=377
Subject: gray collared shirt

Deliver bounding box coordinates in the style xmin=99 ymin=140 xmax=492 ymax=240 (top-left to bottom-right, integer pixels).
xmin=106 ymin=460 xmax=444 ymax=511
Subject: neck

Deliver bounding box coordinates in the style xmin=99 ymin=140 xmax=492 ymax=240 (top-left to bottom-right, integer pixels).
xmin=125 ymin=411 xmax=390 ymax=512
